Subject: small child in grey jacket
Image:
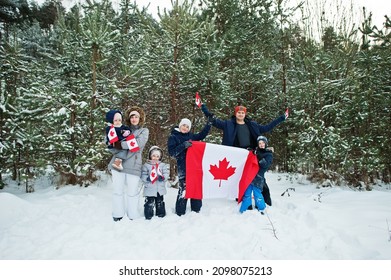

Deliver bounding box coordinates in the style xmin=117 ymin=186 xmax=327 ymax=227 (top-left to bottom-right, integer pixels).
xmin=141 ymin=146 xmax=170 ymax=220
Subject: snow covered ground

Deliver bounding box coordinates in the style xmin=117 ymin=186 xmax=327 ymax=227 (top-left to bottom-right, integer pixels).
xmin=1 ymin=171 xmax=390 ymax=279
xmin=1 ymin=171 xmax=390 ymax=260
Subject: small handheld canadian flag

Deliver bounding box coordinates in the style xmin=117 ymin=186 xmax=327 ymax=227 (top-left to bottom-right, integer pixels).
xmin=195 ymin=92 xmax=202 ymax=108
xmin=108 ymin=125 xmax=119 ymax=144
xmin=285 ymin=108 xmax=289 ymax=119
xmin=150 ymin=164 xmax=158 ymax=184
xmin=125 ymin=134 xmax=140 ymax=152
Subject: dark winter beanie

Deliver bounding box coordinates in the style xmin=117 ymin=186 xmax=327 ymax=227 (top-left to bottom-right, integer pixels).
xmin=106 ymin=109 xmax=122 ymax=124
xmin=257 ymin=135 xmax=268 ymax=147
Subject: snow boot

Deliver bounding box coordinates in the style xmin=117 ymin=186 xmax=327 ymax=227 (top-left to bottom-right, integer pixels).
xmin=112 ymin=158 xmax=123 ymax=171
xmin=144 ymin=197 xmax=155 ymax=220
xmin=190 ymin=199 xmax=202 ymax=213
xmin=156 ymin=201 xmax=166 ymax=218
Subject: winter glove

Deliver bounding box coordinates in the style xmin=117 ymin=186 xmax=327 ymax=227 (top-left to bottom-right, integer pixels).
xmin=201 ymin=104 xmax=213 ymax=117
xmin=158 ymin=176 xmax=165 ymax=182
xmin=207 ymin=114 xmax=215 ymax=125
xmin=183 ymin=141 xmax=192 ymax=149
xmin=113 ymin=141 xmax=122 ymax=149
xmin=122 ymin=130 xmax=131 ymax=137
xmin=256 ymin=152 xmax=265 ymax=162
xmin=146 ymin=176 xmax=151 ymax=182
xmin=259 ymin=158 xmax=267 ymax=168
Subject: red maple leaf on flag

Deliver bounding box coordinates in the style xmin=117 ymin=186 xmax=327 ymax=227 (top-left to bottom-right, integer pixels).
xmin=129 ymin=141 xmax=135 ymax=147
xmin=110 ymin=130 xmax=115 ymax=137
xmin=209 ymin=157 xmax=236 ymax=187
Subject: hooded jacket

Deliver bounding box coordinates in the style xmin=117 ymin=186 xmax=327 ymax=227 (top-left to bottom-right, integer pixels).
xmin=141 ymin=160 xmax=170 ymax=197
xmin=167 ymin=122 xmax=211 ymax=179
xmin=251 ymin=147 xmax=273 ymax=190
xmin=108 ymin=106 xmax=149 ymax=176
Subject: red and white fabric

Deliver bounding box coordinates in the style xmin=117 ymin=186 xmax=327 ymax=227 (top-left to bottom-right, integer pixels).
xmin=108 ymin=125 xmax=119 ymax=144
xmin=125 ymin=134 xmax=140 ymax=152
xmin=185 ymin=141 xmax=259 ymax=203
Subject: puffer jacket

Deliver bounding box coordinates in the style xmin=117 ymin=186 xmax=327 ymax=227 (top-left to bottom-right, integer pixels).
xmin=201 ymin=104 xmax=285 ymax=149
xmin=251 ymin=148 xmax=273 ymax=190
xmin=108 ymin=106 xmax=149 ymax=176
xmin=167 ymin=122 xmax=211 ymax=179
xmin=141 ymin=160 xmax=170 ymax=197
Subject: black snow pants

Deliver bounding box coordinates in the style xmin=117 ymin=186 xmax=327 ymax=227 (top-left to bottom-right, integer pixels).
xmin=144 ymin=193 xmax=166 ymax=220
xmin=175 ymin=178 xmax=202 ymax=216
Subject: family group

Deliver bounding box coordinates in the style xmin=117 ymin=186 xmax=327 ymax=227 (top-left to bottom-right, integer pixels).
xmin=105 ymin=101 xmax=288 ymax=221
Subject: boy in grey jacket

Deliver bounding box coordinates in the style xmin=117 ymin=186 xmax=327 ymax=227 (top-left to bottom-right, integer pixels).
xmin=141 ymin=146 xmax=170 ymax=220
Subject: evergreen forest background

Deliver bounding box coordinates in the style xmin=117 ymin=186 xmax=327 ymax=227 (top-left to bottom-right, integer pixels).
xmin=0 ymin=0 xmax=390 ymax=191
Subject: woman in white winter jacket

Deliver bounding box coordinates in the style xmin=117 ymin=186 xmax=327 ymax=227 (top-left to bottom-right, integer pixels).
xmin=108 ymin=106 xmax=149 ymax=221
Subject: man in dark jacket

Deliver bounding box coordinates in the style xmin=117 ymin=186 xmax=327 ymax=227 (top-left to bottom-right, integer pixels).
xmin=201 ymin=104 xmax=288 ymax=150
xmin=201 ymin=103 xmax=287 ymax=207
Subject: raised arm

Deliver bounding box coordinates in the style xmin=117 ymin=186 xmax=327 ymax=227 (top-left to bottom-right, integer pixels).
xmin=192 ymin=122 xmax=211 ymax=141
xmin=257 ymin=114 xmax=286 ymax=134
xmin=201 ymin=104 xmax=226 ymax=130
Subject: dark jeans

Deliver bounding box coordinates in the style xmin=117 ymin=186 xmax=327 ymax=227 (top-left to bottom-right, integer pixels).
xmin=175 ymin=178 xmax=202 ymax=216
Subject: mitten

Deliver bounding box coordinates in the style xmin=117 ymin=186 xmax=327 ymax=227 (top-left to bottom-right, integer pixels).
xmin=122 ymin=130 xmax=130 ymax=137
xmin=183 ymin=141 xmax=192 ymax=149
xmin=256 ymin=153 xmax=264 ymax=162
xmin=201 ymin=104 xmax=213 ymax=117
xmin=158 ymin=176 xmax=165 ymax=182
xmin=113 ymin=141 xmax=122 ymax=149
xmin=207 ymin=114 xmax=215 ymax=125
xmin=146 ymin=176 xmax=151 ymax=182
xmin=259 ymin=158 xmax=267 ymax=167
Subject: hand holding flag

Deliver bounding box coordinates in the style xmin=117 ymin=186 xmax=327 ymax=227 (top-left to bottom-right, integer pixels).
xmin=150 ymin=163 xmax=163 ymax=184
xmin=125 ymin=134 xmax=140 ymax=152
xmin=150 ymin=164 xmax=158 ymax=184
xmin=108 ymin=125 xmax=119 ymax=144
xmin=195 ymin=92 xmax=202 ymax=108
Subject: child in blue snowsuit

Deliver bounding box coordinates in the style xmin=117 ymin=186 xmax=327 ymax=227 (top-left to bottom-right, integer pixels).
xmin=240 ymin=135 xmax=273 ymax=213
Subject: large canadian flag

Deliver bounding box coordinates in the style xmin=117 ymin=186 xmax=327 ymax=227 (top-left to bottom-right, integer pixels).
xmin=185 ymin=141 xmax=259 ymax=203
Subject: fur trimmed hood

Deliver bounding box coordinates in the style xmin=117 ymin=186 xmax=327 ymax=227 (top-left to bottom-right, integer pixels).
xmin=124 ymin=106 xmax=146 ymax=127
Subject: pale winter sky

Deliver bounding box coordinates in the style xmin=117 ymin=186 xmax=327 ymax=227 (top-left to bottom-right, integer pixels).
xmin=131 ymin=0 xmax=389 ymax=28
xmin=35 ymin=0 xmax=390 ymax=28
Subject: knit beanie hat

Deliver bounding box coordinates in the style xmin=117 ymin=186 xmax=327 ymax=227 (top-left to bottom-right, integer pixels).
xmin=179 ymin=118 xmax=192 ymax=130
xmin=235 ymin=105 xmax=247 ymax=114
xmin=257 ymin=135 xmax=268 ymax=147
xmin=148 ymin=146 xmax=163 ymax=160
xmin=106 ymin=109 xmax=122 ymax=124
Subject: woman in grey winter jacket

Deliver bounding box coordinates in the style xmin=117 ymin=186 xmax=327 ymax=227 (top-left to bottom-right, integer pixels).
xmin=141 ymin=146 xmax=170 ymax=220
xmin=108 ymin=106 xmax=149 ymax=221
